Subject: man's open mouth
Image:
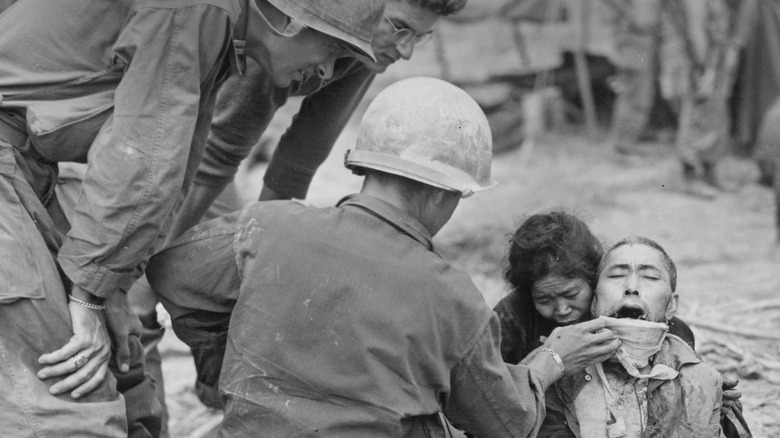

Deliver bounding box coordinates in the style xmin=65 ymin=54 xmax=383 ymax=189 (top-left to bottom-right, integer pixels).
xmin=610 ymin=305 xmax=648 ymax=320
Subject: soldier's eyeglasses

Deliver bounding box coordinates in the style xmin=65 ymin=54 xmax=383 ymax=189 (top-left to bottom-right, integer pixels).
xmin=384 ymin=16 xmax=434 ymax=47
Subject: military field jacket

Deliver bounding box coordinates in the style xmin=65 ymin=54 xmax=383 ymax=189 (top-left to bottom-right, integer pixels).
xmin=148 ymin=194 xmax=552 ymax=437
xmin=540 ymin=335 xmax=724 ymax=438
xmin=0 ymin=0 xmax=242 ymax=297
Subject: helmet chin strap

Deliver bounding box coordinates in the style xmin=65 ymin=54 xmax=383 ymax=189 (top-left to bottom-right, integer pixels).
xmin=229 ymin=0 xmax=251 ymax=75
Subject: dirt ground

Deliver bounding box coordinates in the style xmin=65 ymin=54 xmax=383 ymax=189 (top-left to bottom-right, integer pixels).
xmin=158 ymin=4 xmax=780 ymax=436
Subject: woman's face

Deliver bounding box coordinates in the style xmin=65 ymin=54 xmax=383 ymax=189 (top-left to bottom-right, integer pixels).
xmin=531 ymin=275 xmax=593 ymax=325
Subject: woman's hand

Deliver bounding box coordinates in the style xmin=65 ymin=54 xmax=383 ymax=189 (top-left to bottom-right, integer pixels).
xmin=543 ymin=318 xmax=621 ymax=375
xmin=721 ymin=376 xmax=742 ymax=417
xmin=37 ymin=288 xmax=111 ymax=399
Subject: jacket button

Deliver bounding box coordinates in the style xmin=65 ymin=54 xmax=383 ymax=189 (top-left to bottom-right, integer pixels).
xmin=585 ymin=374 xmax=592 ymax=381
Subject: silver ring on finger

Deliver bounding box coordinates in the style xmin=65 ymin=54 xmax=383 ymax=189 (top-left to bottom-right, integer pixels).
xmin=74 ymin=354 xmax=88 ymax=369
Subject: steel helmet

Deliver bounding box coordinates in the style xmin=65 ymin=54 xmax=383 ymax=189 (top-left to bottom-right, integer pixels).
xmin=345 ymin=77 xmax=498 ymax=198
xmin=266 ymin=0 xmax=383 ymax=62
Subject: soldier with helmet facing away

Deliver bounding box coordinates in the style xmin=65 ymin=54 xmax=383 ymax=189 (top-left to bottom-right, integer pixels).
xmin=147 ymin=77 xmax=621 ymax=437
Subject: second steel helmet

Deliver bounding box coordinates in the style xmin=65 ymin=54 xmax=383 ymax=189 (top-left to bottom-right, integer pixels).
xmin=345 ymin=77 xmax=498 ymax=197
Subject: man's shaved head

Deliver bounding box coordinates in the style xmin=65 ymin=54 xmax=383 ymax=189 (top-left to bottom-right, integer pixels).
xmin=599 ymin=236 xmax=677 ymax=292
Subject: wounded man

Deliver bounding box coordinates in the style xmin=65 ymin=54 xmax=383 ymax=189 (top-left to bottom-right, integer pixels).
xmin=539 ymin=236 xmax=725 ymax=437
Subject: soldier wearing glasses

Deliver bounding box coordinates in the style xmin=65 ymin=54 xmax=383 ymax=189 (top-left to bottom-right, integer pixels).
xmin=172 ymin=0 xmax=458 ymax=227
xmin=115 ymin=0 xmax=470 ymax=416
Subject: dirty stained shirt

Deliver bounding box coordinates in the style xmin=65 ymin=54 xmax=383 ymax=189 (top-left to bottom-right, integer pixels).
xmin=0 ymin=0 xmax=241 ymax=297
xmin=148 ymin=194 xmax=549 ymax=437
xmin=195 ymin=57 xmax=374 ymax=200
xmin=539 ymin=335 xmax=724 ymax=438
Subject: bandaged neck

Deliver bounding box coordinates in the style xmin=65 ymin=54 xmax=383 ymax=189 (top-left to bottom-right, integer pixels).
xmin=599 ymin=316 xmax=677 ymax=380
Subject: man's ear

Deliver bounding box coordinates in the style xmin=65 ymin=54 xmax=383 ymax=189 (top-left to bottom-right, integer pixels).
xmin=664 ymin=293 xmax=679 ymax=321
xmin=590 ymin=296 xmax=599 ymax=317
xmin=430 ymin=188 xmax=444 ymax=205
xmin=430 ymin=187 xmax=451 ymax=207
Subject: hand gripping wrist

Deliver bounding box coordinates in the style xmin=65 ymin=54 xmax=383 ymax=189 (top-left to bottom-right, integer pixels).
xmin=539 ymin=347 xmax=565 ymax=375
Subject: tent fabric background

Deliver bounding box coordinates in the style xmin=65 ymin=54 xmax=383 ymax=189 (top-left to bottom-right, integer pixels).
xmin=502 ymin=0 xmax=780 ymax=157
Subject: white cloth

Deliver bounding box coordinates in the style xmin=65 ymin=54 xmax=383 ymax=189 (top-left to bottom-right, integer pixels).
xmin=599 ymin=316 xmax=679 ymax=379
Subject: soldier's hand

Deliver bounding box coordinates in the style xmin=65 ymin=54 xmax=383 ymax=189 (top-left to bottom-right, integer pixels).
xmin=543 ymin=318 xmax=621 ymax=375
xmin=37 ymin=288 xmax=111 ymax=399
xmin=105 ymin=290 xmax=140 ymax=374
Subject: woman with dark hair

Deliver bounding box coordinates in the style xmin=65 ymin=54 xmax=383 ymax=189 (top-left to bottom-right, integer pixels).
xmin=494 ymin=210 xmax=694 ymax=365
xmin=490 ymin=210 xmax=747 ymax=438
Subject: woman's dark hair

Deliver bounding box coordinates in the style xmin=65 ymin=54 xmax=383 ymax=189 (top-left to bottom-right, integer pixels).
xmin=504 ymin=210 xmax=603 ymax=297
xmin=496 ymin=211 xmax=604 ymax=363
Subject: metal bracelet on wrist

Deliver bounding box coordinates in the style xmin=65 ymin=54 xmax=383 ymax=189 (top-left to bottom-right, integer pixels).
xmin=540 ymin=347 xmax=566 ymax=374
xmin=68 ymin=294 xmax=106 ymax=311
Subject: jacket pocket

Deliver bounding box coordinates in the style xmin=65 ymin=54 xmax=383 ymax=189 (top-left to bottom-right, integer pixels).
xmin=0 ymin=146 xmax=47 ymax=303
xmin=25 ymin=89 xmax=114 ymax=163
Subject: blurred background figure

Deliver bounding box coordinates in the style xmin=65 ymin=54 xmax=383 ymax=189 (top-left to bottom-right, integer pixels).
xmin=603 ymin=0 xmax=674 ymax=156
xmin=667 ymin=0 xmax=742 ymax=198
xmin=605 ymin=0 xmax=742 ymax=200
xmin=753 ymin=99 xmax=780 ymax=242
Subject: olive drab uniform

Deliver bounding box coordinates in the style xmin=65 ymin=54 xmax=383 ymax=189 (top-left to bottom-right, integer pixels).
xmin=0 ymin=0 xmax=244 ymax=435
xmin=540 ymin=335 xmax=724 ymax=437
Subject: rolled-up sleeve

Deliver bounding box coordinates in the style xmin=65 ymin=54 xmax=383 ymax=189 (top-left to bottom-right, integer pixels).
xmin=196 ymin=59 xmax=289 ymax=188
xmin=445 ymin=316 xmax=546 ymax=438
xmin=263 ymin=63 xmax=375 ymax=199
xmin=58 ymin=4 xmax=233 ymax=297
xmin=196 ymin=60 xmax=375 ymax=200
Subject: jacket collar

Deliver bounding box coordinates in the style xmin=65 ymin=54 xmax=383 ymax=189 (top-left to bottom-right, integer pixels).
xmin=337 ymin=194 xmax=436 ymax=253
xmin=646 ymin=334 xmax=701 ymax=392
xmin=555 ymin=333 xmax=702 ymax=403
